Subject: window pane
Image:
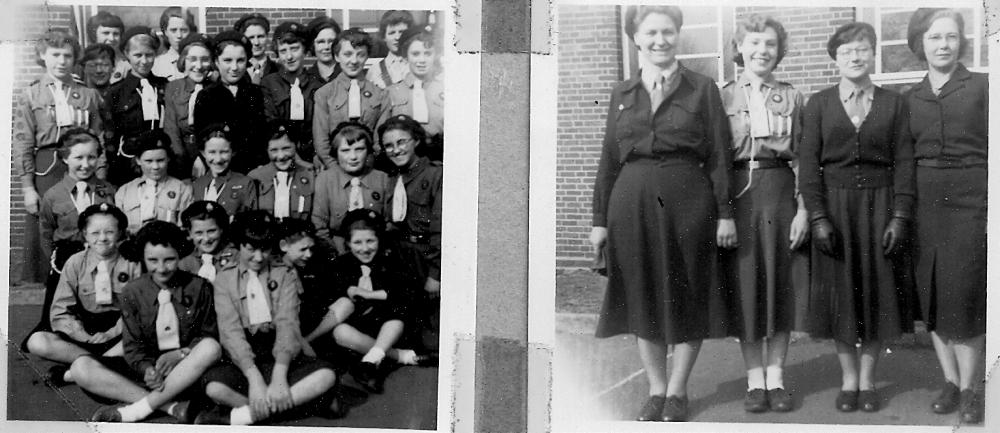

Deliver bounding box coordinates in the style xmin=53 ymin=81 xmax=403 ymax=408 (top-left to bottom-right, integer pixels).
xmin=679 ymin=6 xmax=717 ymax=25
xmin=349 ymin=9 xmax=384 ymax=32
xmin=677 ymin=26 xmax=718 ymax=55
xmin=958 ymin=38 xmax=975 ymax=65
xmin=680 ymin=57 xmax=718 ymax=81
xmin=882 ymin=44 xmax=923 ymax=73
xmin=881 ymin=10 xmax=913 ymax=41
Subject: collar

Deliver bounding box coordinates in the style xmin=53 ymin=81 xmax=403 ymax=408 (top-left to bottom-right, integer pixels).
xmin=309 ymin=63 xmax=337 ymax=82
xmin=61 ymin=173 xmax=96 ymax=190
xmin=916 ymin=62 xmax=973 ymax=97
xmin=385 ymin=52 xmax=405 ymax=65
xmin=41 ymin=73 xmax=74 ymax=89
xmin=737 ymin=71 xmax=777 ymax=90
xmin=333 ymin=71 xmax=366 ymax=88
xmin=623 ymin=62 xmax=694 ymax=92
xmin=400 ymin=156 xmax=428 ymax=179
xmin=210 ymin=170 xmax=233 ymax=183
xmin=639 ymin=61 xmax=679 ymax=91
xmin=838 ymin=78 xmax=875 ymax=103
xmin=337 ymin=168 xmax=370 ymax=188
xmin=82 ymin=248 xmax=123 ymax=274
xmin=278 ymin=68 xmax=306 ymax=85
xmin=185 ymin=76 xmax=205 ymax=91
xmin=149 ymin=271 xmax=192 ymax=295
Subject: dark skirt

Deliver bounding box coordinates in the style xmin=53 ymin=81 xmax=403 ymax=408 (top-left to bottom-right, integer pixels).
xmin=802 ymin=186 xmax=913 ymax=343
xmin=914 ymin=166 xmax=986 ymax=339
xmin=595 ymin=159 xmax=729 ymax=344
xmin=722 ymin=167 xmax=807 ymax=341
xmin=21 ymin=151 xmax=66 ymax=284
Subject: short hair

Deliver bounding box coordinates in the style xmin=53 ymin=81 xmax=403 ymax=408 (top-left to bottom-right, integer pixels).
xmin=333 ymin=28 xmax=372 ymax=55
xmin=176 ymin=33 xmax=214 ymax=72
xmin=400 ymin=28 xmax=435 ymax=57
xmin=121 ymin=27 xmax=161 ymax=54
xmin=234 ymin=13 xmax=270 ymax=35
xmin=277 ymin=218 xmax=315 ymax=245
xmin=305 ymin=16 xmax=342 ymax=55
xmin=273 ymin=21 xmax=308 ymax=47
xmin=159 ymin=7 xmax=198 ymax=48
xmin=267 ymin=120 xmax=303 ymax=146
xmin=732 ymin=14 xmax=789 ymax=68
xmin=378 ymin=10 xmax=414 ymax=37
xmin=35 ymin=30 xmax=81 ymax=68
xmin=827 ymin=22 xmax=877 ymax=59
xmin=86 ymin=11 xmax=124 ymax=42
xmin=77 ymin=202 xmax=128 ymax=234
xmin=330 ymin=122 xmax=374 ymax=154
xmin=56 ymin=127 xmax=101 ymax=160
xmin=378 ymin=114 xmax=426 ymax=146
xmin=181 ymin=200 xmax=230 ymax=233
xmin=623 ymin=6 xmax=683 ymax=42
xmin=198 ymin=123 xmax=233 ymax=150
xmin=124 ymin=220 xmax=194 ymax=262
xmin=907 ymin=8 xmax=968 ymax=62
xmin=230 ymin=210 xmax=277 ymax=250
xmin=341 ymin=209 xmax=385 ymax=239
xmin=79 ymin=43 xmax=115 ymax=67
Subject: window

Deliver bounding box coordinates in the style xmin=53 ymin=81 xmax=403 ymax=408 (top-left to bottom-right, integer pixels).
xmin=620 ymin=6 xmax=735 ymax=84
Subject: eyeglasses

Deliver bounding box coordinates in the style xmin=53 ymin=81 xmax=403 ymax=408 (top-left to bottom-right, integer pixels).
xmin=836 ymin=46 xmax=873 ymax=58
xmin=385 ymin=138 xmax=415 ymax=148
xmin=83 ymin=62 xmax=112 ymax=71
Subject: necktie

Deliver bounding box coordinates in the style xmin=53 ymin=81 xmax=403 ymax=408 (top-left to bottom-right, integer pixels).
xmin=290 ymin=78 xmax=305 ymax=120
xmin=391 ymin=176 xmax=407 ymax=222
xmin=412 ymin=79 xmax=429 ymax=123
xmin=650 ymin=77 xmax=665 ymax=114
xmin=155 ymin=289 xmax=181 ymax=350
xmin=274 ymin=171 xmax=291 ymax=218
xmin=188 ymin=83 xmax=202 ymax=124
xmin=358 ymin=265 xmax=373 ymax=292
xmin=94 ymin=260 xmax=113 ymax=305
xmin=73 ymin=181 xmax=90 ymax=213
xmin=246 ymin=270 xmax=273 ymax=325
xmin=348 ymin=79 xmax=361 ymax=118
xmin=226 ymin=84 xmax=239 ymax=97
xmin=140 ymin=78 xmax=159 ymax=121
xmin=348 ymin=177 xmax=363 ymax=210
xmin=204 ymin=178 xmax=220 ymax=202
xmin=51 ymin=83 xmax=74 ymax=127
xmin=847 ymin=89 xmax=867 ymax=129
xmin=198 ymin=253 xmax=216 ymax=282
xmin=748 ymin=83 xmax=771 ymax=138
xmin=140 ymin=180 xmax=157 ymax=222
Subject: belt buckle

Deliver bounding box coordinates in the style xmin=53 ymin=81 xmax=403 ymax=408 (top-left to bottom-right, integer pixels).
xmin=748 ymin=160 xmax=761 ymax=169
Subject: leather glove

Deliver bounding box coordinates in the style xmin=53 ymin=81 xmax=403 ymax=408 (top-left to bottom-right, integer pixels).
xmin=810 ymin=217 xmax=839 ymax=257
xmin=882 ymin=217 xmax=908 ymax=256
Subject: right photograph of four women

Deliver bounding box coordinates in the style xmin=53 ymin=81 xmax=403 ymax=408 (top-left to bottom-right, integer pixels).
xmin=553 ymin=3 xmax=990 ymax=428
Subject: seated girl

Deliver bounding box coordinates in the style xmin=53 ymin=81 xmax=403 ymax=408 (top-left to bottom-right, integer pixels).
xmin=178 ymin=200 xmax=238 ymax=284
xmin=191 ymin=123 xmax=259 ymax=218
xmin=91 ymin=221 xmax=222 ymax=423
xmin=114 ymin=129 xmax=193 ymax=233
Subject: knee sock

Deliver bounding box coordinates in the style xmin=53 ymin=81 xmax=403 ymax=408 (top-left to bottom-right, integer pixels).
xmin=230 ymin=405 xmax=253 ymax=425
xmin=765 ymin=366 xmax=784 ymax=390
xmin=747 ymin=367 xmax=765 ymax=391
xmin=117 ymin=397 xmax=154 ymax=422
xmin=362 ymin=347 xmax=386 ymax=365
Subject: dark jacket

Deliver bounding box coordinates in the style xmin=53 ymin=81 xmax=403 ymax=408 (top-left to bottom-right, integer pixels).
xmin=193 ymin=78 xmax=268 ymax=174
xmin=905 ymin=64 xmax=987 ymax=163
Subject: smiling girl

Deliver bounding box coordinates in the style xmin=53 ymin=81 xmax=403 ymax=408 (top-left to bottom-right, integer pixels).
xmin=163 ymin=33 xmax=214 ymax=180
xmin=377 ymin=28 xmax=444 ymax=162
xmin=114 ymin=130 xmax=193 ymax=234
xmin=178 ymin=200 xmax=237 ymax=284
xmin=191 ymin=123 xmax=259 ymax=218
xmin=248 ymin=121 xmax=315 ymax=220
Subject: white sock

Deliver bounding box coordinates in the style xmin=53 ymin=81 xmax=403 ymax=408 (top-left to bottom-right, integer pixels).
xmin=747 ymin=367 xmax=765 ymax=391
xmin=63 ymin=369 xmax=74 ymax=383
xmin=162 ymin=402 xmax=178 ymax=417
xmin=230 ymin=405 xmax=253 ymax=425
xmin=362 ymin=347 xmax=386 ymax=365
xmin=118 ymin=397 xmax=154 ymax=422
xmin=396 ymin=349 xmax=418 ymax=365
xmin=766 ymin=366 xmax=785 ymax=390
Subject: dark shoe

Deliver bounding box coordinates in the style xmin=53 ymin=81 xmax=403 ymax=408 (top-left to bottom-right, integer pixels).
xmin=931 ymin=382 xmax=960 ymax=414
xmin=744 ymin=388 xmax=768 ymax=413
xmin=193 ymin=405 xmax=230 ymax=425
xmin=414 ymin=352 xmax=439 ymax=367
xmin=168 ymin=400 xmax=198 ymax=424
xmin=320 ymin=394 xmax=349 ymax=419
xmin=661 ymin=395 xmax=689 ymax=422
xmin=45 ymin=364 xmax=70 ymax=387
xmin=835 ymin=390 xmax=858 ymax=412
xmin=959 ymin=389 xmax=983 ymax=424
xmin=635 ymin=395 xmax=664 ymax=421
xmin=91 ymin=405 xmax=124 ymax=422
xmin=858 ymin=389 xmax=880 ymax=412
xmin=353 ymin=362 xmax=385 ymax=394
xmin=767 ymin=388 xmax=793 ymax=412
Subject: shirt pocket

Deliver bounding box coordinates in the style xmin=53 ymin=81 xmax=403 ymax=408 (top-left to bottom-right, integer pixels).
xmin=407 ymin=186 xmax=434 ymax=229
xmin=725 ymin=105 xmax=750 ymax=144
xmin=666 ymin=96 xmax=703 ymax=139
xmin=78 ymin=280 xmax=98 ymax=312
xmin=768 ymin=102 xmax=795 ymax=137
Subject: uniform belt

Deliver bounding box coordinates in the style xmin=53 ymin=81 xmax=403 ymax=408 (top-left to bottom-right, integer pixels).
xmin=402 ymin=233 xmax=431 ymax=244
xmin=733 ymin=159 xmax=790 ymax=170
xmin=916 ymin=157 xmax=986 ymax=168
xmin=626 ymin=153 xmax=703 ymax=167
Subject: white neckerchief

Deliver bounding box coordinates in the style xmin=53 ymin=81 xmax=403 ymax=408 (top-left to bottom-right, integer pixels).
xmin=48 ymin=82 xmax=74 ymax=127
xmin=138 ymin=78 xmax=159 ymax=121
xmin=245 ymin=269 xmax=273 ymax=325
xmin=94 ymin=259 xmax=113 ymax=305
xmin=204 ymin=177 xmax=223 ymax=202
xmin=744 ymin=82 xmax=773 ymax=139
xmin=358 ymin=265 xmax=373 ymax=292
xmin=188 ymin=83 xmax=203 ymax=124
xmin=140 ymin=179 xmax=158 ymax=222
xmin=198 ymin=253 xmax=216 ymax=282
xmin=411 ymin=78 xmax=429 ymax=123
xmin=391 ymin=176 xmax=407 ymax=222
xmin=290 ymin=78 xmax=305 ymax=120
xmin=348 ymin=79 xmax=362 ymax=118
xmin=348 ymin=177 xmax=364 ymax=210
xmin=155 ymin=288 xmax=181 ymax=350
xmin=71 ymin=181 xmax=91 ymax=213
xmin=273 ymin=171 xmax=291 ymax=218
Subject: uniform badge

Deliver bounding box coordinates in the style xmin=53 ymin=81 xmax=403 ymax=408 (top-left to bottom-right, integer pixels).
xmin=167 ymin=191 xmax=176 ymax=199
xmin=220 ymin=258 xmax=229 ymax=266
xmin=96 ymin=190 xmax=106 ymax=198
xmin=268 ymin=280 xmax=278 ymax=291
xmin=421 ymin=180 xmax=429 ymax=189
xmin=301 ymin=177 xmax=308 ymax=184
xmin=15 ymin=133 xmax=25 ymax=141
xmin=231 ymin=192 xmax=239 ymax=199
xmin=113 ymin=72 xmax=122 ymax=80
xmin=117 ymin=273 xmax=129 ymax=283
xmin=771 ymin=94 xmax=783 ymax=103
xmin=363 ymin=90 xmax=372 ymax=98
xmin=618 ymin=104 xmax=624 ymax=111
xmin=71 ymin=92 xmax=80 ymax=99
xmin=232 ymin=184 xmax=243 ymax=190
xmin=372 ymin=191 xmax=381 ymax=200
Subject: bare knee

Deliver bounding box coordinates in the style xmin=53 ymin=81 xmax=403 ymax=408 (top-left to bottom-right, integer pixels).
xmin=192 ymin=338 xmax=222 ymax=362
xmin=69 ymin=356 xmax=101 ymax=386
xmin=26 ymin=332 xmax=57 ymax=358
xmin=205 ymin=381 xmax=229 ymax=401
xmin=332 ymin=324 xmax=353 ymax=345
xmin=309 ymin=368 xmax=336 ymax=390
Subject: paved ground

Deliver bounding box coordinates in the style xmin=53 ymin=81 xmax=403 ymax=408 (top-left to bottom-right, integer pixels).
xmin=6 ymin=302 xmax=438 ymax=429
xmin=552 ymin=270 xmax=994 ymax=429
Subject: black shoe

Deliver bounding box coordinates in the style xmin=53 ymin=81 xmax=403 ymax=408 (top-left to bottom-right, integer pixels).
xmin=320 ymin=394 xmax=349 ymax=419
xmin=858 ymin=389 xmax=880 ymax=412
xmin=353 ymin=362 xmax=385 ymax=394
xmin=91 ymin=405 xmax=124 ymax=422
xmin=635 ymin=395 xmax=664 ymax=421
xmin=767 ymin=388 xmax=793 ymax=412
xmin=959 ymin=389 xmax=983 ymax=424
xmin=168 ymin=400 xmax=198 ymax=424
xmin=931 ymin=382 xmax=960 ymax=414
xmin=45 ymin=364 xmax=70 ymax=387
xmin=835 ymin=390 xmax=858 ymax=412
xmin=661 ymin=395 xmax=689 ymax=422
xmin=414 ymin=352 xmax=439 ymax=367
xmin=193 ymin=405 xmax=230 ymax=425
xmin=744 ymin=388 xmax=768 ymax=413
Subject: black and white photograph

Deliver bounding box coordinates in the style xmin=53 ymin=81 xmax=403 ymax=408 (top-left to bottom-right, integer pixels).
xmin=541 ymin=1 xmax=997 ymax=430
xmin=2 ymin=1 xmax=475 ymax=430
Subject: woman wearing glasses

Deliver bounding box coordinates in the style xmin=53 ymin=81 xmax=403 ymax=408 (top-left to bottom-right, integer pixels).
xmin=798 ymin=22 xmax=914 ymax=414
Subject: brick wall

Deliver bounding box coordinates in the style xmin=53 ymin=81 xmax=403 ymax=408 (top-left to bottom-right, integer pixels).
xmin=555 ymin=7 xmax=856 ymax=269
xmin=204 ymin=8 xmax=328 ymax=55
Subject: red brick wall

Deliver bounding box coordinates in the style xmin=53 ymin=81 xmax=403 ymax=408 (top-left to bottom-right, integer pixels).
xmin=555 ymin=7 xmax=856 ymax=269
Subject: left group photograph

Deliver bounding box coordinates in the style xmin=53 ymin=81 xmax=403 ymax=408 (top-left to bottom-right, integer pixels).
xmin=6 ymin=3 xmax=450 ymax=429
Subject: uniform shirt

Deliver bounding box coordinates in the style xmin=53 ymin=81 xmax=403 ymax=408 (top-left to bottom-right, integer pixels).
xmin=49 ymin=249 xmax=142 ymax=342
xmin=193 ymin=78 xmax=269 ymax=174
xmin=378 ymin=73 xmax=444 ymax=138
xmin=312 ymin=74 xmax=385 ymax=169
xmin=152 ymin=50 xmax=185 ymax=81
xmin=366 ymin=52 xmax=408 ymax=89
xmin=13 ymin=74 xmax=104 ymax=185
xmin=102 ymin=73 xmax=168 ymax=185
xmin=906 ymin=63 xmax=988 ymax=163
xmin=162 ymin=77 xmax=205 ymax=177
xmin=214 ymin=260 xmax=302 ymax=372
xmin=248 ymin=162 xmax=315 ymax=220
xmin=303 ymin=63 xmax=340 ymax=85
xmin=312 ymin=168 xmax=391 ymax=253
xmin=179 ymin=243 xmax=239 ymax=276
xmin=388 ymin=156 xmax=442 ymax=280
xmin=120 ymin=271 xmax=218 ymax=375
xmin=39 ymin=175 xmax=117 ymax=262
xmin=191 ymin=171 xmax=259 ymax=218
xmin=114 ymin=176 xmax=194 ymax=233
xmin=260 ymin=69 xmax=325 ymax=151
xmin=329 ymin=252 xmax=419 ymax=324
xmin=798 ymin=85 xmax=914 ymax=218
xmin=592 ymin=65 xmax=734 ymax=226
xmin=721 ymin=74 xmax=804 ymax=162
